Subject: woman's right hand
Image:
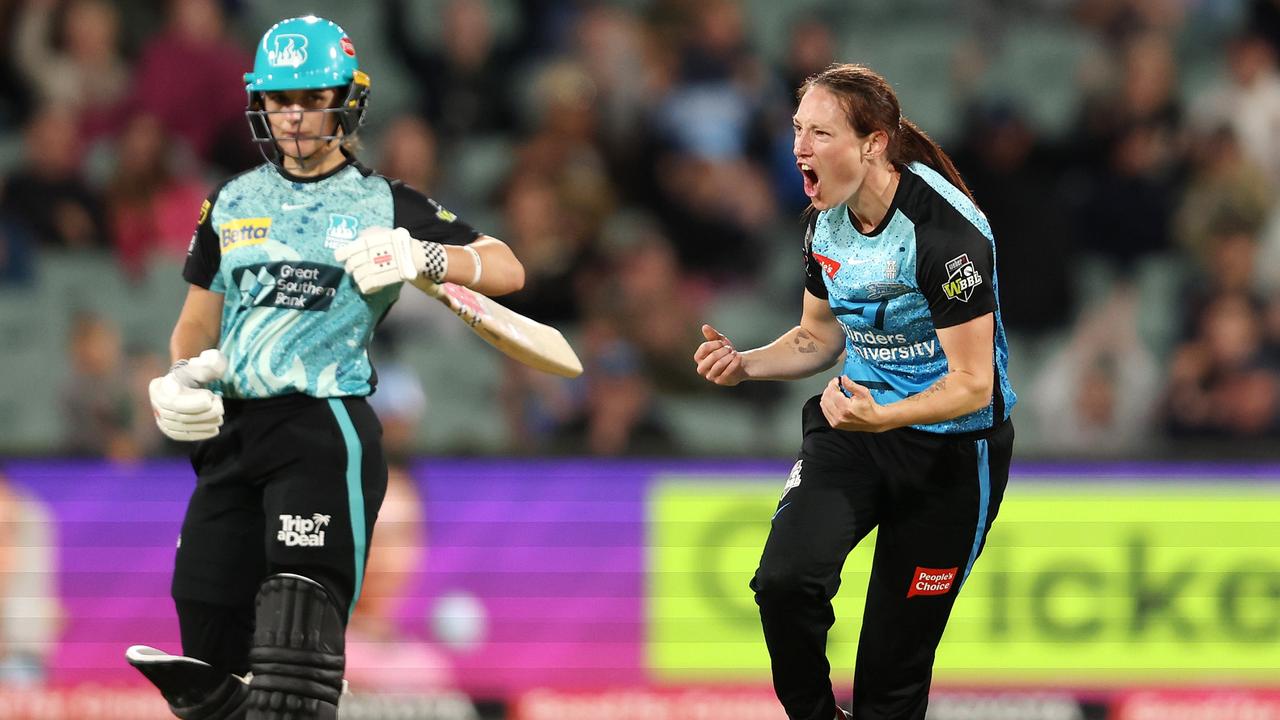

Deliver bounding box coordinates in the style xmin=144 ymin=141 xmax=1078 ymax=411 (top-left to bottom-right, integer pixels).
xmin=694 ymin=324 xmax=747 ymax=387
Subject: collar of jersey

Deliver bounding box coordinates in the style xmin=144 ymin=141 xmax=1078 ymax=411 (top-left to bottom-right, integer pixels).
xmin=275 ymin=149 xmax=358 ymax=184
xmin=845 ymin=166 xmax=909 ymax=238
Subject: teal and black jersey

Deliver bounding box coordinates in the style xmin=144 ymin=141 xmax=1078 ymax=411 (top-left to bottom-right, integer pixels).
xmin=183 ymin=157 xmax=479 ymax=399
xmin=804 ymin=161 xmax=1016 ymax=434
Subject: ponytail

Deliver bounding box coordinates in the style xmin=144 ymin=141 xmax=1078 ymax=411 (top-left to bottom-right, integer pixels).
xmin=895 ymin=117 xmax=974 ymax=202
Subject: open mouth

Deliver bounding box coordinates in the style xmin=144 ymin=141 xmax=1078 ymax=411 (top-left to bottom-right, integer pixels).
xmin=798 ymin=162 xmax=819 ymax=198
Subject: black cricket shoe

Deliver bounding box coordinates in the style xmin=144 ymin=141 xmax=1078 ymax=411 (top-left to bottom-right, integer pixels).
xmin=126 ymin=645 xmax=249 ymax=720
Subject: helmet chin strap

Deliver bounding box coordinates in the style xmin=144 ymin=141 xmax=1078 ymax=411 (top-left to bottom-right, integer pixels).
xmin=277 ymin=126 xmax=345 ymax=173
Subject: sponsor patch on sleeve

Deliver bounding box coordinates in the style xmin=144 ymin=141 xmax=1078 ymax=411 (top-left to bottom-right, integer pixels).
xmin=940 ymin=253 xmax=983 ymax=302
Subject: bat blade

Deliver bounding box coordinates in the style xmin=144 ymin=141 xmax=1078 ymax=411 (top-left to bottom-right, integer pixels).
xmin=413 ymin=279 xmax=583 ymax=378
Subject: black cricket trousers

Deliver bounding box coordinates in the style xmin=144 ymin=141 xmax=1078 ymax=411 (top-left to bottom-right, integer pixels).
xmin=171 ymin=393 xmax=388 ymax=675
xmin=752 ymin=395 xmax=1013 ymax=720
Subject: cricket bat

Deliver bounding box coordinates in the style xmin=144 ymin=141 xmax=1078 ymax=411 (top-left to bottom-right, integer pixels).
xmin=412 ymin=278 xmax=583 ymax=378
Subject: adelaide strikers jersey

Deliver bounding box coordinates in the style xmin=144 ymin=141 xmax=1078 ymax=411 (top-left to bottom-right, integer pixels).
xmin=804 ymin=161 xmax=1016 ymax=434
xmin=183 ymin=157 xmax=479 ymax=399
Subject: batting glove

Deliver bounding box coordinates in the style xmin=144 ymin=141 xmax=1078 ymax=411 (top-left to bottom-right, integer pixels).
xmin=148 ymin=349 xmax=228 ymax=442
xmin=334 ymin=227 xmax=447 ymax=295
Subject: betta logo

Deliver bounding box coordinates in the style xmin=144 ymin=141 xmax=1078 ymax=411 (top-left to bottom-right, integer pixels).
xmin=219 ymin=218 xmax=272 ymax=253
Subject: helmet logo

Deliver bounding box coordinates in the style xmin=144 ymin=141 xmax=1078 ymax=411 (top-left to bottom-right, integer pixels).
xmin=340 ymin=37 xmax=356 ymax=57
xmin=268 ymin=34 xmax=308 ymax=68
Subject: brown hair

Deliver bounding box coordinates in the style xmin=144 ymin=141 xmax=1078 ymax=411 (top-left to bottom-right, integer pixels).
xmin=799 ymin=63 xmax=974 ymax=202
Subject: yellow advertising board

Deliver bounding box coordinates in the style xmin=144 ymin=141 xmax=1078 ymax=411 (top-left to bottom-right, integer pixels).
xmin=647 ymin=478 xmax=1280 ymax=683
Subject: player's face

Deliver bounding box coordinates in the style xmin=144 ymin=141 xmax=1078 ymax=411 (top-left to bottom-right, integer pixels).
xmin=793 ymin=85 xmax=867 ymax=211
xmin=263 ymin=88 xmax=342 ymax=161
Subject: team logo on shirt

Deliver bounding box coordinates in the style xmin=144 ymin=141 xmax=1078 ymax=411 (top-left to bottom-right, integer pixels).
xmin=220 ymin=218 xmax=272 ymax=253
xmin=325 ymin=213 xmax=359 ymax=249
xmin=812 ymin=252 xmax=841 ymax=280
xmin=268 ymin=34 xmax=308 ymax=68
xmin=907 ymin=566 xmax=958 ymax=598
xmin=196 ymin=199 xmax=210 ymax=226
xmin=941 ymin=253 xmax=983 ymax=303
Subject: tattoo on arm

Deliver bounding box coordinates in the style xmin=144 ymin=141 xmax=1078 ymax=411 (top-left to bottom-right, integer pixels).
xmin=794 ymin=329 xmax=818 ymax=354
xmin=917 ymin=376 xmax=949 ymax=399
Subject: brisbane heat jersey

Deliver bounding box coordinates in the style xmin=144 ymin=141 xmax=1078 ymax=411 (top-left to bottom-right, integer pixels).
xmin=804 ymin=162 xmax=1016 ymax=434
xmin=183 ymin=159 xmax=479 ymax=399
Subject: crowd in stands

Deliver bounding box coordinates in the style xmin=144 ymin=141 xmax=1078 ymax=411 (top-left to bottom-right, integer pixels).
xmin=0 ymin=0 xmax=1277 ymax=458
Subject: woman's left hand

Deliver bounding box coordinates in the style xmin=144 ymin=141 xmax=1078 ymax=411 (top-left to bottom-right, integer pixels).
xmin=820 ymin=376 xmax=887 ymax=432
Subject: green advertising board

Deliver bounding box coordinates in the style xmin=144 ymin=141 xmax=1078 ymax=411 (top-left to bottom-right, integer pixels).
xmin=648 ymin=478 xmax=1280 ymax=683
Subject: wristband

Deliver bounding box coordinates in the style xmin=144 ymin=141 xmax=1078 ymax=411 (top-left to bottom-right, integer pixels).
xmin=462 ymin=245 xmax=483 ymax=287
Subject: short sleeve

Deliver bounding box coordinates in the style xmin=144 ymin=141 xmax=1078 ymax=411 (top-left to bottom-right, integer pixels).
xmin=802 ymin=212 xmax=827 ymax=299
xmin=182 ymin=194 xmax=223 ymax=290
xmin=390 ymin=181 xmax=482 ymax=246
xmin=914 ymin=218 xmax=996 ymax=329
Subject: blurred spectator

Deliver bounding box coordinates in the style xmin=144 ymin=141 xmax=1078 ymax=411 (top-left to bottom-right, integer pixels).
xmin=501 ymin=355 xmax=583 ymax=454
xmin=954 ymin=101 xmax=1075 ymax=336
xmin=604 ymin=225 xmax=709 ymax=393
xmin=384 ymin=0 xmax=518 ymax=141
xmin=1073 ymin=0 xmax=1186 ymax=46
xmin=1071 ymin=31 xmax=1183 ymax=176
xmin=1173 ymin=126 xmax=1275 ymax=265
xmin=105 ymin=113 xmax=208 ymax=280
xmin=1177 ymin=222 xmax=1266 ymax=339
xmin=496 ymin=167 xmax=596 ymax=326
xmin=125 ymin=348 xmax=166 ymax=457
xmin=1191 ymin=31 xmax=1280 ymax=186
xmin=13 ymin=0 xmax=128 ymax=120
xmin=0 ymin=472 xmax=62 ymax=685
xmin=1253 ymin=0 xmax=1280 ymax=57
xmin=1031 ymin=287 xmax=1159 ymax=455
xmin=1163 ymin=292 xmax=1280 ymax=438
xmin=1071 ymin=114 xmax=1181 ymax=273
xmin=346 ymin=465 xmax=454 ymax=691
xmin=642 ymin=0 xmax=774 ymax=281
xmin=0 ymin=0 xmax=33 ymax=128
xmin=550 ymin=315 xmax=676 ymax=455
xmin=60 ymin=311 xmax=142 ymax=459
xmin=120 ymin=0 xmax=254 ymax=173
xmin=0 ymin=211 xmax=34 ymax=284
xmin=767 ymin=16 xmax=837 ymax=213
xmin=571 ymin=5 xmax=649 ymax=164
xmin=0 ymin=103 xmax=107 ymax=248
xmin=378 ymin=115 xmax=439 ymax=196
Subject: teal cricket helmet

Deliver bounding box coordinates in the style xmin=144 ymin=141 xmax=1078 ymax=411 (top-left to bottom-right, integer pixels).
xmin=244 ymin=15 xmax=371 ymax=165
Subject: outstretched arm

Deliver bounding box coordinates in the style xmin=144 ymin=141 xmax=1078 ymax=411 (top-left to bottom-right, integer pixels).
xmin=694 ymin=290 xmax=845 ymax=386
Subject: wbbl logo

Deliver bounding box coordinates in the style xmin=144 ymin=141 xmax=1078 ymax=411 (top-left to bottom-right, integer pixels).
xmin=941 ymin=253 xmax=983 ymax=302
xmin=278 ymin=513 xmax=331 ymax=547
